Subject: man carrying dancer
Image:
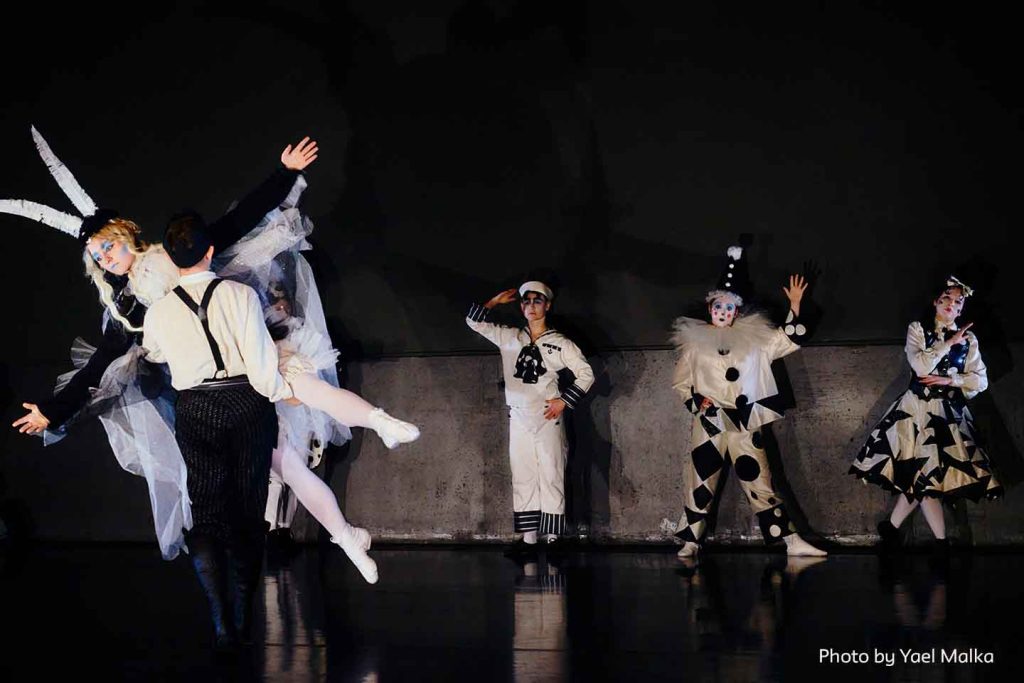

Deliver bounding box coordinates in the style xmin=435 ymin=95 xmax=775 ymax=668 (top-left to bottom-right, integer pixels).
xmin=143 ymin=213 xmax=292 ymax=651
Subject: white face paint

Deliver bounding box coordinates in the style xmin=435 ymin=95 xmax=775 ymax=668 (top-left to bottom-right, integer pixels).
xmin=520 ymin=293 xmax=551 ymax=323
xmin=709 ymin=298 xmax=738 ymax=327
xmin=85 ymin=236 xmax=136 ymax=275
xmin=934 ymin=287 xmax=965 ymax=326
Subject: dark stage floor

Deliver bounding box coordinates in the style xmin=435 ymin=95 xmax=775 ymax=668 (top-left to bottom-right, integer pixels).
xmin=0 ymin=543 xmax=1020 ymax=682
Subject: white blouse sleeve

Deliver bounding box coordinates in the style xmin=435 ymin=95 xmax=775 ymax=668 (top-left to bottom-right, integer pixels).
xmin=465 ymin=303 xmax=514 ymax=347
xmin=238 ymin=286 xmax=293 ymax=402
xmin=905 ymin=321 xmax=951 ymax=377
xmin=557 ymin=338 xmax=594 ymax=409
xmin=671 ymin=348 xmax=702 ymax=414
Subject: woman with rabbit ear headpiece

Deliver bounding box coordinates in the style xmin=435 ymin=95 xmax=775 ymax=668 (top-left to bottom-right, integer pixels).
xmin=1 ymin=128 xmax=420 ymax=580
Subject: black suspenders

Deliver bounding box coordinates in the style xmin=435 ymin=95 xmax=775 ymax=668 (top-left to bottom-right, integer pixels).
xmin=173 ymin=279 xmax=227 ymax=379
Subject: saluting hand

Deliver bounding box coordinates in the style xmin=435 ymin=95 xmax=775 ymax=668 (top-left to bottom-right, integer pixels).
xmin=485 ymin=289 xmax=518 ymax=309
xmin=281 ymin=136 xmax=319 ymax=171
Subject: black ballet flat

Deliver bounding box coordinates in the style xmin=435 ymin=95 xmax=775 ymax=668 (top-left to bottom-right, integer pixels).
xmin=876 ymin=520 xmax=902 ymax=552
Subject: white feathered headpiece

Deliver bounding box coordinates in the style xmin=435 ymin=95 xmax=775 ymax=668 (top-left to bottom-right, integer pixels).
xmin=0 ymin=126 xmax=99 ymax=239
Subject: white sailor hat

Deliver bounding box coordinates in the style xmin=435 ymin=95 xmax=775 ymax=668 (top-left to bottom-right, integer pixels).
xmin=519 ymin=280 xmax=554 ymax=300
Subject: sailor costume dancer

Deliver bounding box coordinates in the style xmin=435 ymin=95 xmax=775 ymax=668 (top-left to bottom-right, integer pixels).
xmin=466 ymin=281 xmax=594 ymax=543
xmin=849 ymin=276 xmax=1002 ymax=549
xmin=672 ymin=246 xmax=826 ymax=558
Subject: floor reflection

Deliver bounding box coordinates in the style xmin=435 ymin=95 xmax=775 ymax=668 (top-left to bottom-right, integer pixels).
xmin=259 ymin=550 xmax=328 ymax=680
xmin=509 ymin=551 xmax=568 ymax=682
xmin=674 ymin=554 xmax=829 ymax=681
xmin=1 ymin=545 xmax=1021 ymax=681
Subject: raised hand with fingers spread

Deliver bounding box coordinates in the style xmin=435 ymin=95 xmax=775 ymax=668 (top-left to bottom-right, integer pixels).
xmin=280 ymin=136 xmax=319 ymax=171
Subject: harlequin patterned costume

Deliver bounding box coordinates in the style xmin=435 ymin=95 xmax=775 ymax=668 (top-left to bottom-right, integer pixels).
xmin=849 ymin=320 xmax=1002 ymax=501
xmin=672 ymin=310 xmax=809 ymax=544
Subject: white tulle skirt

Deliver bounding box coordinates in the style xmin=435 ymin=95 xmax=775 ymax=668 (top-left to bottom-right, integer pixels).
xmin=43 ymin=175 xmax=351 ymax=559
xmin=46 ymin=341 xmax=192 ymax=560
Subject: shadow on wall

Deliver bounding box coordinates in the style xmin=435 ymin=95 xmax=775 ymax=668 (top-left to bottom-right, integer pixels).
xmin=557 ymin=300 xmax=649 ymax=538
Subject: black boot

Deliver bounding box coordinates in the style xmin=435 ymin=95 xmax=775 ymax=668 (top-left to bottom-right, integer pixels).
xmin=189 ymin=535 xmax=238 ymax=653
xmin=877 ymin=520 xmax=902 ymax=552
xmin=928 ymin=538 xmax=951 ymax=577
xmin=228 ymin=523 xmax=268 ymax=646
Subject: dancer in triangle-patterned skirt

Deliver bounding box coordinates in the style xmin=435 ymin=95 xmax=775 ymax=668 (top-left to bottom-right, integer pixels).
xmin=850 ymin=276 xmax=1002 ymax=547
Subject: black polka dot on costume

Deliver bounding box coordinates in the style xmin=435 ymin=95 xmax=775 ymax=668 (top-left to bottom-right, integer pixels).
xmin=725 ymin=368 xmax=740 ymax=382
xmin=751 ymin=431 xmax=763 ymax=449
xmin=735 ymin=394 xmax=748 ymax=407
xmin=734 ymin=455 xmax=761 ymax=482
xmin=750 ymin=491 xmax=759 ymax=500
xmin=767 ymin=497 xmax=776 ymax=505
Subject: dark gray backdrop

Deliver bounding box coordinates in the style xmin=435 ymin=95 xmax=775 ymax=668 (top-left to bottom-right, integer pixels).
xmin=0 ymin=1 xmax=1019 ymax=541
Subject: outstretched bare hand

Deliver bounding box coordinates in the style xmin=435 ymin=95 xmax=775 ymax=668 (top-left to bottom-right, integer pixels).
xmin=281 ymin=136 xmax=319 ymax=171
xmin=782 ymin=274 xmax=808 ymax=316
xmin=12 ymin=402 xmax=49 ymax=435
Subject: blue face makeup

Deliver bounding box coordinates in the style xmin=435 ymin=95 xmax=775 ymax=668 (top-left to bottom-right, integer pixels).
xmin=90 ymin=241 xmax=118 ymax=267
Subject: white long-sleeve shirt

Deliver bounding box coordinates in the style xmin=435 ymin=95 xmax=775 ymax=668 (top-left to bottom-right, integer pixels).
xmin=904 ymin=321 xmax=988 ymax=399
xmin=466 ymin=304 xmax=594 ymax=409
xmin=142 ymin=271 xmax=293 ymax=401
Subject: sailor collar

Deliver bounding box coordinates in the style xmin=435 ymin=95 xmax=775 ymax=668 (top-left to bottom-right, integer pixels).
xmin=519 ymin=327 xmax=558 ymax=344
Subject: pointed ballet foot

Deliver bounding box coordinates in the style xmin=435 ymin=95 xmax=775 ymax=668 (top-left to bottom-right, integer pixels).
xmin=367 ymin=408 xmax=421 ymax=449
xmin=333 ymin=527 xmax=378 ymax=584
xmin=783 ymin=534 xmax=827 ymax=557
xmin=676 ymin=541 xmax=700 ymax=559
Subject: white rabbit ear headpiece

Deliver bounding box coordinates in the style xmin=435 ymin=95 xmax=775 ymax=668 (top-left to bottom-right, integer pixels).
xmin=0 ymin=126 xmax=102 ymax=240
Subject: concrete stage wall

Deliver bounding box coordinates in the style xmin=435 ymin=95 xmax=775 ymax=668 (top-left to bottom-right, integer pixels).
xmin=3 ymin=344 xmax=1023 ymax=548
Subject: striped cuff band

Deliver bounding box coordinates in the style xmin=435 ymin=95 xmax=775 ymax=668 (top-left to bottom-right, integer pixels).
xmin=539 ymin=512 xmax=565 ymax=536
xmin=467 ymin=303 xmax=489 ymax=322
xmin=560 ymin=383 xmax=586 ymax=409
xmin=514 ymin=510 xmax=542 ymax=532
